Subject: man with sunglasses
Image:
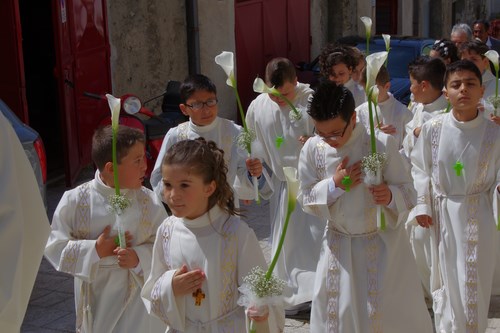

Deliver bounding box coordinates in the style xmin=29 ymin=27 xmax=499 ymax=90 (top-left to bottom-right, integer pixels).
xmin=298 ymin=81 xmax=432 ymax=332
xmin=150 ymin=74 xmax=264 ymax=206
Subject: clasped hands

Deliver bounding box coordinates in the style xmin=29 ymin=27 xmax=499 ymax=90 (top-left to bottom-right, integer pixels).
xmin=333 ymin=156 xmax=392 ymax=206
xmin=95 ymin=225 xmax=139 ymax=269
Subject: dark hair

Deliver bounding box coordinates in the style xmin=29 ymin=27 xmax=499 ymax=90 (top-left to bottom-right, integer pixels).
xmin=319 ymin=44 xmax=357 ymax=78
xmin=444 ymin=59 xmax=482 ymax=86
xmin=308 ymin=81 xmax=355 ymax=122
xmin=180 ymin=74 xmax=217 ymax=103
xmin=473 ymin=19 xmax=490 ymax=31
xmin=162 ymin=138 xmax=238 ymax=217
xmin=408 ymin=56 xmax=446 ymax=91
xmin=459 ymin=40 xmax=490 ymax=59
xmin=265 ymin=57 xmax=297 ymax=88
xmin=92 ymin=125 xmax=145 ymax=171
xmin=431 ymin=39 xmax=459 ymax=63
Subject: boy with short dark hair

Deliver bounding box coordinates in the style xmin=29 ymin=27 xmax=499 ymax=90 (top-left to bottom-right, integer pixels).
xmin=356 ymin=65 xmax=413 ymax=148
xmin=411 ymin=59 xmax=500 ymax=332
xmin=45 ymin=125 xmax=168 ymax=332
xmin=460 ymin=40 xmax=499 ymax=99
xmin=150 ymin=74 xmax=262 ymax=204
xmin=245 ymin=57 xmax=324 ymax=314
xmin=299 ymin=81 xmax=432 ymax=332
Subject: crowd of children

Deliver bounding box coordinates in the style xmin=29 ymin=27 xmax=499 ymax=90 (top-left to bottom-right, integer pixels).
xmin=36 ymin=30 xmax=500 ymax=333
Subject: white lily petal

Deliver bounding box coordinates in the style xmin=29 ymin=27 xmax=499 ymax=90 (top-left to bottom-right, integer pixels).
xmin=360 ymin=16 xmax=372 ymax=37
xmin=215 ymin=51 xmax=236 ymax=87
xmin=485 ymin=50 xmax=499 ymax=73
xmin=382 ymin=34 xmax=391 ymax=51
xmin=253 ymin=77 xmax=278 ymax=94
xmin=106 ymin=94 xmax=121 ymax=130
xmin=365 ymin=51 xmax=388 ymax=93
xmin=370 ymin=85 xmax=380 ymax=103
xmin=283 ymin=167 xmax=299 ymax=209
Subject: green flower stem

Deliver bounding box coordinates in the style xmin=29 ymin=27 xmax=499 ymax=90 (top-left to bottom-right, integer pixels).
xmin=373 ymin=100 xmax=381 ymax=128
xmin=367 ymin=93 xmax=377 ymax=154
xmin=249 ymin=320 xmax=257 ymax=333
xmin=498 ymin=214 xmax=500 ymax=231
xmin=231 ymin=79 xmax=261 ymax=204
xmin=112 ymin=127 xmax=126 ymax=248
xmin=273 ymin=93 xmax=301 ymax=120
xmin=380 ymin=210 xmax=386 ymax=230
xmin=266 ymin=198 xmax=295 ymax=280
xmin=444 ymin=101 xmax=451 ymax=113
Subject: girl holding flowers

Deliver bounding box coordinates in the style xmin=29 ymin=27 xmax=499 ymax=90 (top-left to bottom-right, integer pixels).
xmin=142 ymin=138 xmax=284 ymax=332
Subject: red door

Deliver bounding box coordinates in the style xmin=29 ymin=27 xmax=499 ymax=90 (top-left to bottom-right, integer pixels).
xmin=52 ymin=0 xmax=112 ymax=185
xmin=376 ymin=0 xmax=398 ymax=34
xmin=0 ymin=0 xmax=29 ymax=123
xmin=235 ymin=0 xmax=310 ymax=112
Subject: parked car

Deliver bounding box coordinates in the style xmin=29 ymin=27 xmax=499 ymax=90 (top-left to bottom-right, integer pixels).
xmin=296 ymin=36 xmax=434 ymax=105
xmin=0 ymin=99 xmax=47 ymax=207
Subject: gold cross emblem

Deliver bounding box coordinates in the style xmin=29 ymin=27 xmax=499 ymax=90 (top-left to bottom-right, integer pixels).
xmin=192 ymin=288 xmax=205 ymax=306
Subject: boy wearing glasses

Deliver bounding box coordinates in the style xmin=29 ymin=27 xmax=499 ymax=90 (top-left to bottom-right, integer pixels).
xmin=150 ymin=74 xmax=262 ymax=203
xmin=245 ymin=57 xmax=324 ymax=316
xmin=298 ymin=81 xmax=432 ymax=332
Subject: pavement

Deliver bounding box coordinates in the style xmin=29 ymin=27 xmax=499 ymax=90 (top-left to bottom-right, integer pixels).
xmin=20 ymin=168 xmax=500 ymax=332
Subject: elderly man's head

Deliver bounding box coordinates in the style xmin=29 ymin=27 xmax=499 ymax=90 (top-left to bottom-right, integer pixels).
xmin=451 ymin=23 xmax=472 ymax=48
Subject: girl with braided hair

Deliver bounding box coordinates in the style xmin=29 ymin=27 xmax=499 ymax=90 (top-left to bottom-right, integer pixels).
xmin=142 ymin=138 xmax=284 ymax=332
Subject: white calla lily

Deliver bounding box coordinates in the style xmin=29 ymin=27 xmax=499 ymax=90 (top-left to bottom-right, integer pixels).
xmin=370 ymin=85 xmax=380 ymax=104
xmin=382 ymin=34 xmax=391 ymax=52
xmin=253 ymin=77 xmax=278 ymax=94
xmin=360 ymin=16 xmax=372 ymax=38
xmin=106 ymin=94 xmax=121 ymax=130
xmin=215 ymin=51 xmax=236 ymax=88
xmin=485 ymin=50 xmax=499 ymax=73
xmin=365 ymin=51 xmax=388 ymax=94
xmin=283 ymin=167 xmax=299 ymax=211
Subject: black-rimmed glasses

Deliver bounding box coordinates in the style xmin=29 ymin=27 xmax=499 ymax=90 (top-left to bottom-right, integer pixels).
xmin=313 ymin=119 xmax=350 ymax=142
xmin=185 ymin=99 xmax=218 ymax=110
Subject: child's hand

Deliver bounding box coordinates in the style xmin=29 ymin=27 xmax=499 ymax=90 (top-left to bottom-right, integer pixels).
xmin=413 ymin=126 xmax=422 ymax=138
xmin=113 ymin=247 xmax=139 ymax=269
xmin=248 ymin=305 xmax=269 ymax=322
xmin=95 ymin=225 xmax=117 ymax=258
xmin=333 ymin=156 xmax=363 ymax=191
xmin=172 ymin=264 xmax=206 ymax=297
xmin=378 ymin=123 xmax=397 ymax=135
xmin=416 ymin=215 xmax=433 ymax=228
xmin=490 ymin=114 xmax=500 ymax=126
xmin=368 ymin=183 xmax=392 ymax=206
xmin=246 ymin=158 xmax=263 ymax=178
xmin=298 ymin=135 xmax=311 ymax=145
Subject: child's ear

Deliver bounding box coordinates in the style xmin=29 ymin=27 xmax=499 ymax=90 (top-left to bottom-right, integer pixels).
xmin=204 ymin=180 xmax=217 ymax=198
xmin=104 ymin=161 xmax=114 ymax=174
xmin=179 ymin=103 xmax=190 ymax=116
xmin=443 ymin=87 xmax=449 ymax=100
xmin=384 ymin=82 xmax=391 ymax=90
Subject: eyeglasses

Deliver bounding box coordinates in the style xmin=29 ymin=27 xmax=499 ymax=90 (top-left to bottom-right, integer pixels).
xmin=185 ymin=99 xmax=218 ymax=110
xmin=314 ymin=119 xmax=350 ymax=142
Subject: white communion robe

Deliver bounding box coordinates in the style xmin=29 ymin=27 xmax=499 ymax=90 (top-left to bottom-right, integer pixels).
xmin=150 ymin=117 xmax=256 ymax=203
xmin=44 ymin=171 xmax=168 ymax=333
xmin=411 ymin=112 xmax=500 ymax=333
xmin=141 ymin=205 xmax=285 ymax=333
xmin=298 ymin=123 xmax=433 ymax=333
xmin=344 ymin=79 xmax=367 ymax=108
xmin=403 ymin=94 xmax=449 ymax=300
xmin=245 ymin=82 xmax=326 ymax=307
xmin=0 ymin=112 xmax=51 ymax=332
xmin=356 ymin=92 xmax=413 ymax=149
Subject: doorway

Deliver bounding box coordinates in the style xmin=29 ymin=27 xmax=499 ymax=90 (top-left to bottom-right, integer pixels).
xmin=19 ymin=0 xmax=64 ymax=180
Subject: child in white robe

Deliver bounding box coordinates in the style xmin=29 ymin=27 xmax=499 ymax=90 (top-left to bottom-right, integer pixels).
xmin=356 ymin=66 xmax=413 ymax=149
xmin=142 ymin=138 xmax=284 ymax=332
xmin=45 ymin=126 xmax=168 ymax=333
xmin=411 ymin=60 xmax=500 ymax=332
xmin=150 ymin=74 xmax=262 ymax=204
xmin=299 ymin=82 xmax=433 ymax=332
xmin=319 ymin=44 xmax=367 ymax=107
xmin=245 ymin=57 xmax=325 ymax=313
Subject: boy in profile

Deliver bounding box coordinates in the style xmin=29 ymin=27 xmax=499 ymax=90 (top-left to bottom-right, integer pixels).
xmin=411 ymin=60 xmax=500 ymax=332
xmin=45 ymin=125 xmax=168 ymax=332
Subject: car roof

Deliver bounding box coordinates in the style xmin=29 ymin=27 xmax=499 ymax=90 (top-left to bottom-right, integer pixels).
xmin=0 ymin=99 xmax=38 ymax=143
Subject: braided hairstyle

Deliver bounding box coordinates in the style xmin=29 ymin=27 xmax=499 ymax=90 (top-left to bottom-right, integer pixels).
xmin=162 ymin=138 xmax=239 ymax=217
